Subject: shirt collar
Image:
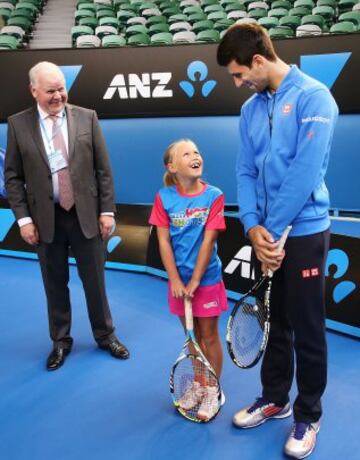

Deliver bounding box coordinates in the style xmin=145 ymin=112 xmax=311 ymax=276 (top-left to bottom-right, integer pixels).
xmin=37 ymin=104 xmax=65 ymax=121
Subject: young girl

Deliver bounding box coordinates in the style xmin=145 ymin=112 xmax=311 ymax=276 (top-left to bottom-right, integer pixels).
xmin=149 ymin=139 xmax=228 ymax=420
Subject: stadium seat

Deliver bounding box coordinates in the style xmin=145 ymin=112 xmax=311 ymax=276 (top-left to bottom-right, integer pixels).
xmin=192 ymin=19 xmax=214 ymax=32
xmin=330 ymin=20 xmax=356 ymax=31
xmin=196 ymin=28 xmax=220 ymax=41
xmin=150 ymin=31 xmax=173 ymax=43
xmin=95 ymin=25 xmax=118 ymax=38
xmin=296 ymin=23 xmax=322 ymax=34
xmin=126 ymin=24 xmax=148 ymax=36
xmin=268 ymin=7 xmax=289 ymax=18
xmin=169 ymin=21 xmax=192 ymax=32
xmin=102 ymin=34 xmax=126 ymax=46
xmin=0 ymin=32 xmax=17 ymax=48
xmin=227 ymin=10 xmax=247 ymax=19
xmin=269 ymin=25 xmax=295 ymax=37
xmin=248 ymin=1 xmax=270 ymax=10
xmin=0 ymin=8 xmax=11 ymax=26
xmin=293 ymin=0 xmax=315 ymax=11
xmin=225 ymin=3 xmax=246 ymax=12
xmin=279 ymin=14 xmax=301 ymax=29
xmin=172 ymin=29 xmax=196 ymax=42
xmin=259 ymin=15 xmax=280 ymax=28
xmin=168 ymin=13 xmax=188 ymax=23
xmin=301 ymin=13 xmax=325 ymax=29
xmin=249 ymin=7 xmax=268 ymax=19
xmin=127 ymin=16 xmax=147 ymax=25
xmin=146 ymin=15 xmax=167 ymax=25
xmin=208 ymin=11 xmax=228 ymax=20
xmin=99 ymin=16 xmax=119 ymax=27
xmin=148 ymin=22 xmax=169 ymax=34
xmin=187 ymin=12 xmax=208 ymax=22
xmin=78 ymin=3 xmax=97 ymax=13
xmin=338 ymin=0 xmax=359 ymax=13
xmin=71 ymin=25 xmax=94 ymax=43
xmin=75 ymin=9 xmax=95 ymax=25
xmin=0 ymin=3 xmax=15 ymax=12
xmin=213 ymin=17 xmax=234 ymax=30
xmin=316 ymin=0 xmax=336 ymax=6
xmin=127 ymin=32 xmax=151 ymax=44
xmin=79 ymin=16 xmax=98 ymax=29
xmin=271 ymin=0 xmax=292 ymax=9
xmin=7 ymin=16 xmax=32 ymax=33
xmin=289 ymin=6 xmax=311 ymax=16
xmin=312 ymin=5 xmax=335 ymax=22
xmin=76 ymin=34 xmax=101 ymax=47
xmin=338 ymin=11 xmax=360 ymax=28
xmin=0 ymin=24 xmax=25 ymax=41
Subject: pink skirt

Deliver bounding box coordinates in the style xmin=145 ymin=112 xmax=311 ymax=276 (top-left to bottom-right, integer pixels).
xmin=168 ymin=280 xmax=228 ymax=317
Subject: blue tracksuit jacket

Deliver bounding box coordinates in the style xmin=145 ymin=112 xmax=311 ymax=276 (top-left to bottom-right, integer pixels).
xmin=237 ymin=65 xmax=339 ymax=239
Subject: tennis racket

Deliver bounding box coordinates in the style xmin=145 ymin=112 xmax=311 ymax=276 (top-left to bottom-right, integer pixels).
xmin=170 ymin=297 xmax=221 ymax=423
xmin=226 ymin=225 xmax=292 ymax=369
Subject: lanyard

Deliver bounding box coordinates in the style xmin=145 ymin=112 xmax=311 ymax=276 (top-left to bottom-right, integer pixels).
xmin=39 ymin=113 xmax=66 ymax=152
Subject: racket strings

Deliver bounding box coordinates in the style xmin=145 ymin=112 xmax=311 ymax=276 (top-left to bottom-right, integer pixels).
xmin=173 ymin=356 xmax=220 ymax=422
xmin=230 ymin=295 xmax=266 ymax=367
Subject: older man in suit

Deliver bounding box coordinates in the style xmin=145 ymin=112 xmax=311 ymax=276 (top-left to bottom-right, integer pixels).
xmin=5 ymin=61 xmax=129 ymax=370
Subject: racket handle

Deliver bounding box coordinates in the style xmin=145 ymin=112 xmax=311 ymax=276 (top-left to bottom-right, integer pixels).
xmin=184 ymin=297 xmax=194 ymax=331
xmin=267 ymin=225 xmax=292 ymax=277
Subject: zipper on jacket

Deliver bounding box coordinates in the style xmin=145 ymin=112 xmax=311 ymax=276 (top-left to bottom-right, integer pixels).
xmin=263 ymin=93 xmax=276 ymax=218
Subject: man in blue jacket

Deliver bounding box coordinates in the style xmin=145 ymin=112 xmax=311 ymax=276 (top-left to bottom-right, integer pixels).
xmin=217 ymin=24 xmax=338 ymax=459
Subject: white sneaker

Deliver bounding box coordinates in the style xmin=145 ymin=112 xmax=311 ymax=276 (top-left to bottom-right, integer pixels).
xmin=284 ymin=421 xmax=320 ymax=459
xmin=178 ymin=381 xmax=205 ymax=410
xmin=197 ymin=386 xmax=220 ymax=420
xmin=233 ymin=397 xmax=292 ymax=428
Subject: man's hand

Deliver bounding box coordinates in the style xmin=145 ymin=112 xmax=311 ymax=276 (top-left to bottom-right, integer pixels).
xmin=248 ymin=225 xmax=284 ymax=268
xmin=20 ymin=223 xmax=39 ymax=246
xmin=99 ymin=215 xmax=115 ymax=240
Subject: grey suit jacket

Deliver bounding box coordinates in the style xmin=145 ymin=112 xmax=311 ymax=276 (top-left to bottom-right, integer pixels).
xmin=5 ymin=104 xmax=115 ymax=243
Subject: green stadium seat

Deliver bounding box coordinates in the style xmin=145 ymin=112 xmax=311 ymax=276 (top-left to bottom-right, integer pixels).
xmin=289 ymin=6 xmax=310 ymax=16
xmin=338 ymin=0 xmax=359 ymax=13
xmin=201 ymin=0 xmax=219 ymax=6
xmin=301 ymin=13 xmax=325 ymax=28
xmin=125 ymin=23 xmax=148 ymax=36
xmin=146 ymin=14 xmax=167 ymax=24
xmin=0 ymin=24 xmax=25 ymax=39
xmin=97 ymin=9 xmax=116 ymax=20
xmin=269 ymin=25 xmax=295 ymax=37
xmin=71 ymin=24 xmax=94 ymax=43
xmin=224 ymin=2 xmax=246 ymax=12
xmin=268 ymin=7 xmax=289 ymax=18
xmin=7 ymin=16 xmax=32 ymax=33
xmin=127 ymin=32 xmax=151 ymax=44
xmin=168 ymin=13 xmax=188 ymax=23
xmin=78 ymin=3 xmax=97 ymax=12
xmin=316 ymin=0 xmax=336 ymax=6
xmin=162 ymin=6 xmax=182 ymax=17
xmin=271 ymin=0 xmax=292 ymax=9
xmin=213 ymin=17 xmax=234 ymax=30
xmin=338 ymin=11 xmax=360 ymax=28
xmin=75 ymin=9 xmax=95 ymax=24
xmin=293 ymin=0 xmax=315 ymax=11
xmin=192 ymin=19 xmax=214 ymax=32
xmin=312 ymin=5 xmax=335 ymax=21
xmin=259 ymin=15 xmax=280 ymax=28
xmin=330 ymin=20 xmax=356 ymax=32
xmin=99 ymin=16 xmax=118 ymax=27
xmin=0 ymin=8 xmax=11 ymax=25
xmin=249 ymin=7 xmax=268 ymax=18
xmin=196 ymin=28 xmax=220 ymax=41
xmin=148 ymin=22 xmax=169 ymax=34
xmin=118 ymin=3 xmax=139 ymax=13
xmin=150 ymin=31 xmax=173 ymax=43
xmin=0 ymin=32 xmax=18 ymax=48
xmin=204 ymin=4 xmax=225 ymax=13
xmin=187 ymin=12 xmax=208 ymax=22
xmin=102 ymin=34 xmax=126 ymax=46
xmin=117 ymin=10 xmax=136 ymax=24
xmin=279 ymin=14 xmax=301 ymax=29
xmin=79 ymin=17 xmax=98 ymax=29
xmin=208 ymin=11 xmax=228 ymax=20
xmin=183 ymin=6 xmax=204 ymax=15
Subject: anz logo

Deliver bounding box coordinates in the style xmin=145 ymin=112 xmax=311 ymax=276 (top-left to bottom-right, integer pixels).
xmin=103 ymin=73 xmax=173 ymax=100
xmin=103 ymin=60 xmax=217 ymax=100
xmin=224 ymin=245 xmax=255 ymax=279
xmin=325 ymin=249 xmax=356 ymax=304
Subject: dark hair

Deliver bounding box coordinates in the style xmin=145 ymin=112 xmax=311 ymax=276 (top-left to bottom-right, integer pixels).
xmin=217 ymin=23 xmax=277 ymax=68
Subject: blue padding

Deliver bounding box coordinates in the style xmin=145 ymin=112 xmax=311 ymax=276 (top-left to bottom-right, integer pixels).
xmin=1 ymin=115 xmax=360 ymax=210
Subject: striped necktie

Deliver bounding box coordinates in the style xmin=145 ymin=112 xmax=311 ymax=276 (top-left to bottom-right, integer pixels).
xmin=50 ymin=115 xmax=74 ymax=211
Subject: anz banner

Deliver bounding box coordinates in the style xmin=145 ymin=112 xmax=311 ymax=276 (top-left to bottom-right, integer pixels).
xmin=0 ymin=34 xmax=359 ymax=121
xmin=1 ymin=201 xmax=359 ymax=337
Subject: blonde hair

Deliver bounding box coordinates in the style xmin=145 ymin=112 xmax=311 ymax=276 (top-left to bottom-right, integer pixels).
xmin=163 ymin=138 xmax=199 ymax=187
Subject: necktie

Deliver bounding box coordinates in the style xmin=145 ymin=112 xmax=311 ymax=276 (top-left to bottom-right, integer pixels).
xmin=50 ymin=116 xmax=74 ymax=211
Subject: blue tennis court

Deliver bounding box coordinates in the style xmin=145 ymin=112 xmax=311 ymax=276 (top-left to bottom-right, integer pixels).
xmin=0 ymin=256 xmax=359 ymax=460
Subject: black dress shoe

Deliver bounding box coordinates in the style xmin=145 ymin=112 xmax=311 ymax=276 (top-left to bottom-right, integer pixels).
xmin=46 ymin=347 xmax=71 ymax=371
xmin=99 ymin=339 xmax=130 ymax=359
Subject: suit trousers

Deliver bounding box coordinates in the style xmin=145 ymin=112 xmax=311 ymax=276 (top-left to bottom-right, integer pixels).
xmin=36 ymin=205 xmax=116 ymax=348
xmin=260 ymin=230 xmax=330 ymax=423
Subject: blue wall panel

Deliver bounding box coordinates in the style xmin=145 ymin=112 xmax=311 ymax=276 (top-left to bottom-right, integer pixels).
xmin=1 ymin=115 xmax=360 ymax=210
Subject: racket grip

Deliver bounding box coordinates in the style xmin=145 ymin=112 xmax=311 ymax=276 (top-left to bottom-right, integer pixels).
xmin=184 ymin=297 xmax=194 ymax=331
xmin=267 ymin=225 xmax=292 ymax=277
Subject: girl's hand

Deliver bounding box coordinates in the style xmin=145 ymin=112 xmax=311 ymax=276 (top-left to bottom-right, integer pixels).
xmin=171 ymin=279 xmax=186 ymax=298
xmin=186 ymin=279 xmax=200 ymax=298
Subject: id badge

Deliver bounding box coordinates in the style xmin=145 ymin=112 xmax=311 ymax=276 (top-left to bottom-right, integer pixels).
xmin=48 ymin=149 xmax=68 ymax=174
